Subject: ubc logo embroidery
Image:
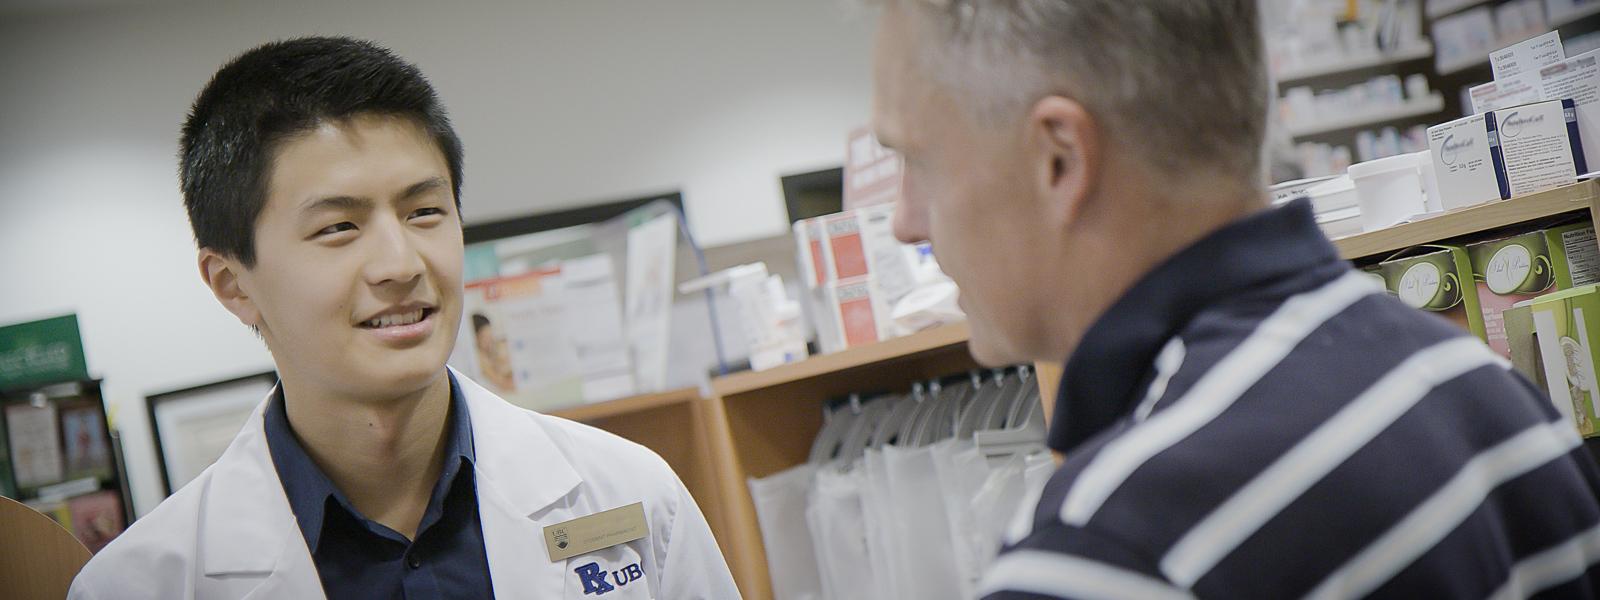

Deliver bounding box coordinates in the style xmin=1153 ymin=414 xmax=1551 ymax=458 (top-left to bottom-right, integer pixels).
xmin=575 ymin=561 xmax=645 ymax=596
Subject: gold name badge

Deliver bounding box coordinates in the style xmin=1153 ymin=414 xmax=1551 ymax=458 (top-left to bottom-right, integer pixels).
xmin=544 ymin=502 xmax=649 ymax=562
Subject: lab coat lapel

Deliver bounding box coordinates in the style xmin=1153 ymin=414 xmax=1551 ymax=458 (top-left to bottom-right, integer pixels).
xmin=458 ymin=369 xmax=584 ymax=598
xmin=196 ymin=386 xmax=325 ymax=599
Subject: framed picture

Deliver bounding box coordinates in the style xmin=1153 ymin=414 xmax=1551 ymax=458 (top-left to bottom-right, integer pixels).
xmin=145 ymin=371 xmax=276 ymax=496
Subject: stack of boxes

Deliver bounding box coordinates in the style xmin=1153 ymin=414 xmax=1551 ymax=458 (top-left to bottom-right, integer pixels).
xmin=1425 ymin=33 xmax=1598 ymax=211
xmin=793 ymin=204 xmax=923 ymax=353
xmin=1374 ymin=220 xmax=1600 ymax=438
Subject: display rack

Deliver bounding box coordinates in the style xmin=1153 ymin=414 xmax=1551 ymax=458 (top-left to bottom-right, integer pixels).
xmin=1425 ymin=0 xmax=1490 ymax=19
xmin=545 ymin=388 xmax=728 ymax=539
xmin=1288 ymin=93 xmax=1447 ymax=137
xmin=702 ymin=323 xmax=982 ymax=599
xmin=1333 ymin=179 xmax=1600 ymax=260
xmin=1552 ymin=3 xmax=1600 ymax=29
xmin=1276 ymin=42 xmax=1435 ymax=83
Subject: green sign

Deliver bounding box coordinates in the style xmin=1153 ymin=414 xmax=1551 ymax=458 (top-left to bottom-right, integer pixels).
xmin=0 ymin=315 xmax=88 ymax=389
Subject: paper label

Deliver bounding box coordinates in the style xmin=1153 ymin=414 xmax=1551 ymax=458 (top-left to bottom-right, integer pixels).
xmin=1492 ymin=31 xmax=1565 ymax=79
xmin=1470 ymin=71 xmax=1546 ymax=113
xmin=1564 ymin=227 xmax=1600 ymax=286
xmin=545 ymin=502 xmax=649 ymax=562
xmin=1491 ymin=101 xmax=1582 ymax=197
xmin=834 ymin=280 xmax=881 ymax=347
xmin=826 ymin=214 xmax=869 ymax=279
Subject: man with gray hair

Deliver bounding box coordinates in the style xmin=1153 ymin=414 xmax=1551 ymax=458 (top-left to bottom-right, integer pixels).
xmin=871 ymin=1 xmax=1600 ymax=597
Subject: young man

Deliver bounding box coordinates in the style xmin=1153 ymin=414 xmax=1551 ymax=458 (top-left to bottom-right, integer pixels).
xmin=70 ymin=37 xmax=738 ymax=599
xmin=872 ymin=1 xmax=1600 ymax=598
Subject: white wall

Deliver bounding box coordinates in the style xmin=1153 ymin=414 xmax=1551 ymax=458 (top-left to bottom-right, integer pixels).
xmin=0 ymin=0 xmax=876 ymax=515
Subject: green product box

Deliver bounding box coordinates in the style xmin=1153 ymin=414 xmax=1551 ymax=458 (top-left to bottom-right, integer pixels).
xmin=0 ymin=412 xmax=13 ymax=498
xmin=1379 ymin=245 xmax=1487 ymax=340
xmin=1530 ymin=284 xmax=1600 ymax=438
xmin=1467 ymin=222 xmax=1600 ymax=358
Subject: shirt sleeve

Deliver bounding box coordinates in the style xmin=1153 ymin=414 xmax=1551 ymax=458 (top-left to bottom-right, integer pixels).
xmin=657 ymin=473 xmax=742 ymax=600
xmin=979 ymin=523 xmax=1194 ymax=600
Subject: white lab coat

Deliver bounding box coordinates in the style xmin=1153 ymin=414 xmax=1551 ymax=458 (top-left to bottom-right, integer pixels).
xmin=69 ymin=369 xmax=741 ymax=599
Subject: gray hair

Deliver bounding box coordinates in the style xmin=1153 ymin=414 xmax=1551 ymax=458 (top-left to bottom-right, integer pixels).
xmin=897 ymin=0 xmax=1268 ymax=181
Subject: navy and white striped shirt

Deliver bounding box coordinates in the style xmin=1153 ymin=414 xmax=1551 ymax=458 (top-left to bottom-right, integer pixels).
xmin=983 ymin=200 xmax=1600 ymax=599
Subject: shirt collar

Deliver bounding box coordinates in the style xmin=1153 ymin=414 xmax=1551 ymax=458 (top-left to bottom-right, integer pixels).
xmin=1051 ymin=199 xmax=1341 ymax=452
xmin=264 ymin=371 xmax=476 ymax=552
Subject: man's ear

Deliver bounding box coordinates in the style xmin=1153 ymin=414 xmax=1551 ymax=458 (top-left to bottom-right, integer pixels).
xmin=198 ymin=248 xmax=262 ymax=329
xmin=1028 ymin=95 xmax=1101 ymax=228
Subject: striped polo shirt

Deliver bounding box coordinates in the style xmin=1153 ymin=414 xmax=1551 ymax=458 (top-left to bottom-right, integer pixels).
xmin=981 ymin=200 xmax=1600 ymax=599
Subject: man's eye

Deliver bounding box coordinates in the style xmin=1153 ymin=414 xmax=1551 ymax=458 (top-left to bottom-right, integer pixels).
xmin=317 ymin=222 xmax=357 ymax=236
xmin=410 ymin=207 xmax=446 ymax=220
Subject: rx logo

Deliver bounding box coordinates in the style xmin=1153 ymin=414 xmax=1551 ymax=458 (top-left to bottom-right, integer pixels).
xmin=575 ymin=561 xmax=646 ymax=596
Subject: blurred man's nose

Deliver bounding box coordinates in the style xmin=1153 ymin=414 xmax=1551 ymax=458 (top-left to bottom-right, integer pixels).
xmin=892 ymin=193 xmax=929 ymax=245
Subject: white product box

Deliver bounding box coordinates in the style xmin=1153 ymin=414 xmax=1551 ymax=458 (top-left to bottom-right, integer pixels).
xmin=1539 ymin=49 xmax=1600 ymax=173
xmin=815 ymin=206 xmax=917 ymax=304
xmin=819 ymin=276 xmax=894 ymax=352
xmin=1488 ymin=99 xmax=1589 ymax=198
xmin=1427 ymin=114 xmax=1504 ymax=210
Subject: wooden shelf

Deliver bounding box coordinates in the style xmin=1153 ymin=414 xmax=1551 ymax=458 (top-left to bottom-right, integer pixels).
xmin=1333 ymin=180 xmax=1600 ymax=260
xmin=547 ymin=387 xmax=699 ymax=422
xmin=710 ymin=322 xmax=972 ymax=397
xmin=1288 ymin=94 xmax=1445 ymax=138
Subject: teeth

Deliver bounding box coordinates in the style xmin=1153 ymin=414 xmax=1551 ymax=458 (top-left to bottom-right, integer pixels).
xmin=365 ymin=309 xmax=425 ymax=328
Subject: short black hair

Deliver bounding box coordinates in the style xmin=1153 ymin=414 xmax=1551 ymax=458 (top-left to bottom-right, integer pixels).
xmin=179 ymin=36 xmax=464 ymax=267
xmin=471 ymin=313 xmax=491 ymax=332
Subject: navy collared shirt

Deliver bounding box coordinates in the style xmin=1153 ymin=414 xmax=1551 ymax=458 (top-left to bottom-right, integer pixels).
xmin=990 ymin=198 xmax=1600 ymax=598
xmin=264 ymin=373 xmax=495 ymax=599
xmin=1050 ymin=198 xmax=1349 ymax=452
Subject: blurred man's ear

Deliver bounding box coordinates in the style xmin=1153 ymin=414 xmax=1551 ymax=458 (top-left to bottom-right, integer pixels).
xmin=198 ymin=248 xmax=263 ymax=332
xmin=1029 ymin=95 xmax=1102 ymax=229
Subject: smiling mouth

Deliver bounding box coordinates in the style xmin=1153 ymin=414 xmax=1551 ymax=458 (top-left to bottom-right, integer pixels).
xmin=359 ymin=308 xmax=436 ymax=329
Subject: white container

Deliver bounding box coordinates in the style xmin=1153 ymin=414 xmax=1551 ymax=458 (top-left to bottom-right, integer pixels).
xmin=1348 ymin=153 xmax=1426 ymax=232
xmin=1410 ymin=150 xmax=1445 ymax=214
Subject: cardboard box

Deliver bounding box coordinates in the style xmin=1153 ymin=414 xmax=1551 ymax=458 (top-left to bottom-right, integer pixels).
xmin=1427 ymin=114 xmax=1504 ymax=210
xmin=1468 ymin=222 xmax=1600 ymax=357
xmin=1530 ymin=284 xmax=1600 ymax=437
xmin=1505 ymin=300 xmax=1548 ymax=392
xmin=1539 ymin=48 xmax=1600 ymax=173
xmin=820 ymin=276 xmax=894 ymax=350
xmin=1380 ymin=245 xmax=1488 ymax=339
xmin=1487 ymin=99 xmax=1588 ymax=198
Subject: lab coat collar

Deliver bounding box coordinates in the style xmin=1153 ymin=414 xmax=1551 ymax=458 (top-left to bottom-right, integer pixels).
xmin=195 ymin=369 xmax=583 ymax=579
xmin=452 ymin=366 xmax=583 ymax=516
xmin=198 ymin=392 xmax=298 ymax=577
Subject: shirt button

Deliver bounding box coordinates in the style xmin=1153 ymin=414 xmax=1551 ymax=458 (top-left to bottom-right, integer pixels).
xmin=407 ymin=554 xmax=422 ymax=569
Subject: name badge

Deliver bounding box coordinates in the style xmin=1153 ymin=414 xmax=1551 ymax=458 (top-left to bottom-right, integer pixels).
xmin=544 ymin=502 xmax=649 ymax=562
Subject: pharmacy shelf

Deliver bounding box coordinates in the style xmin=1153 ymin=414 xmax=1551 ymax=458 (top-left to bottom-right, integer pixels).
xmin=705 ymin=322 xmax=988 ymax=600
xmin=544 ymin=387 xmax=729 ymax=558
xmin=1438 ymin=54 xmax=1492 ymax=76
xmin=1426 ymin=0 xmax=1489 ymax=19
xmin=1276 ymin=42 xmax=1434 ymax=83
xmin=1553 ymin=3 xmax=1600 ymax=29
xmin=547 ymin=387 xmax=698 ymax=422
xmin=1288 ymin=93 xmax=1446 ymax=138
xmin=710 ymin=321 xmax=973 ymax=397
xmin=1333 ymin=180 xmax=1600 ymax=260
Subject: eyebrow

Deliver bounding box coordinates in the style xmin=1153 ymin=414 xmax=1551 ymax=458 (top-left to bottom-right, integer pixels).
xmin=297 ymin=176 xmax=450 ymax=215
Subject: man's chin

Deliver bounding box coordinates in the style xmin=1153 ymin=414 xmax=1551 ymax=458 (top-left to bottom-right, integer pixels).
xmin=965 ymin=325 xmax=1027 ymax=368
